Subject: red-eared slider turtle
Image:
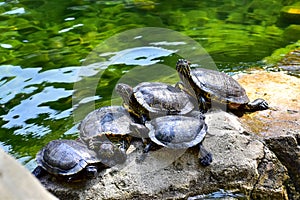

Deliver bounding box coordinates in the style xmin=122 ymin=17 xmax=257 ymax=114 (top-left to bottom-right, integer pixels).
xmin=116 ymin=82 xmax=195 ymax=123
xmin=176 ymin=59 xmax=269 ymax=114
xmin=32 ymin=139 xmax=102 ymax=181
xmin=131 ymin=113 xmax=212 ymax=166
xmin=79 ymin=106 xmax=142 ymax=166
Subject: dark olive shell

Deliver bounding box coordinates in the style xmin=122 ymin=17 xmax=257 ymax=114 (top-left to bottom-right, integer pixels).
xmin=134 ymin=82 xmax=194 ymax=115
xmin=79 ymin=106 xmax=134 ymax=143
xmin=146 ymin=115 xmax=207 ymax=148
xmin=36 ymin=139 xmax=99 ymax=176
xmin=190 ymin=68 xmax=249 ymax=104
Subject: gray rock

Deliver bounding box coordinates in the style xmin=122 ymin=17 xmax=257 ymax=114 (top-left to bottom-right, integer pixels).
xmin=38 ymin=111 xmax=289 ymax=200
xmin=265 ymin=134 xmax=300 ymax=199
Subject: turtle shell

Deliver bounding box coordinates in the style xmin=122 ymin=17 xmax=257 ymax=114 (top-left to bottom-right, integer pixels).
xmin=79 ymin=106 xmax=134 ymax=143
xmin=133 ymin=82 xmax=194 ymax=115
xmin=36 ymin=139 xmax=100 ymax=176
xmin=190 ymin=68 xmax=249 ymax=104
xmin=146 ymin=115 xmax=207 ymax=149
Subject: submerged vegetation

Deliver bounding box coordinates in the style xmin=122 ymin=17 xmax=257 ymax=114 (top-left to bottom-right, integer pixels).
xmin=1 ymin=0 xmax=300 ymax=68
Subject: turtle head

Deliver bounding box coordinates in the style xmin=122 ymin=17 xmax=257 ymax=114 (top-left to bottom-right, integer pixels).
xmin=84 ymin=165 xmax=98 ymax=178
xmin=115 ymin=83 xmax=133 ymax=107
xmin=176 ymin=59 xmax=191 ymax=77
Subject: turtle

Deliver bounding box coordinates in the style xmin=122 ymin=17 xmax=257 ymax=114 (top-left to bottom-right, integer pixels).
xmin=115 ymin=82 xmax=195 ymax=123
xmin=32 ymin=139 xmax=102 ymax=181
xmin=130 ymin=113 xmax=212 ymax=166
xmin=79 ymin=106 xmax=143 ymax=166
xmin=176 ymin=59 xmax=269 ymax=114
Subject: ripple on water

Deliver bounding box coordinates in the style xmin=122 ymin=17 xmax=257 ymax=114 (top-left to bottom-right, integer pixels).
xmin=0 ymin=45 xmax=176 ymax=138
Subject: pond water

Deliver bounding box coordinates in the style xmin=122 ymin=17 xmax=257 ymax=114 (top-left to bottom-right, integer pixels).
xmin=0 ymin=0 xmax=299 ymax=173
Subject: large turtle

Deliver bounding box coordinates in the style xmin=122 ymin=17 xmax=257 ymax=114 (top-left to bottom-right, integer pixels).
xmin=130 ymin=113 xmax=212 ymax=166
xmin=32 ymin=139 xmax=102 ymax=181
xmin=176 ymin=59 xmax=269 ymax=114
xmin=79 ymin=106 xmax=143 ymax=166
xmin=116 ymin=82 xmax=195 ymax=123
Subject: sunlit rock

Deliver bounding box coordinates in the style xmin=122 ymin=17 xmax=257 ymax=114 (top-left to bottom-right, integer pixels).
xmin=236 ymin=71 xmax=299 ymax=137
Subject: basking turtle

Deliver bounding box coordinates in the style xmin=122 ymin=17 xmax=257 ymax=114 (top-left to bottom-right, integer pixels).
xmin=176 ymin=59 xmax=269 ymax=114
xmin=130 ymin=113 xmax=212 ymax=166
xmin=32 ymin=139 xmax=102 ymax=181
xmin=79 ymin=106 xmax=142 ymax=166
xmin=116 ymin=82 xmax=195 ymax=123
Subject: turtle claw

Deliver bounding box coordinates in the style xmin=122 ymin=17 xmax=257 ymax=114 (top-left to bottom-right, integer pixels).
xmin=199 ymin=152 xmax=212 ymax=166
xmin=198 ymin=143 xmax=212 ymax=166
xmin=247 ymin=98 xmax=269 ymax=111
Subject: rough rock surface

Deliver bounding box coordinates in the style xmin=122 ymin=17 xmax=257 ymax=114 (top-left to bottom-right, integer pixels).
xmin=277 ymin=48 xmax=300 ymax=76
xmin=236 ymin=71 xmax=300 ymax=137
xmin=236 ymin=71 xmax=300 ymax=199
xmin=39 ymin=111 xmax=289 ymax=200
xmin=265 ymin=134 xmax=300 ymax=200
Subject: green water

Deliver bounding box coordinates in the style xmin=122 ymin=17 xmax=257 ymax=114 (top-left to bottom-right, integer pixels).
xmin=1 ymin=0 xmax=300 ymax=171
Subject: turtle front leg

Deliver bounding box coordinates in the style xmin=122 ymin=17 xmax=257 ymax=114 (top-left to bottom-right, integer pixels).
xmin=198 ymin=143 xmax=212 ymax=166
xmin=142 ymin=139 xmax=153 ymax=153
xmin=198 ymin=95 xmax=209 ymax=113
xmin=245 ymin=98 xmax=269 ymax=111
xmin=32 ymin=166 xmax=47 ymax=178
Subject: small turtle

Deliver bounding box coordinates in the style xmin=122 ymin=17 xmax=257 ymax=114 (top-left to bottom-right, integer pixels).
xmin=79 ymin=106 xmax=142 ymax=166
xmin=176 ymin=59 xmax=269 ymax=114
xmin=116 ymin=82 xmax=195 ymax=123
xmin=131 ymin=113 xmax=212 ymax=166
xmin=32 ymin=139 xmax=102 ymax=181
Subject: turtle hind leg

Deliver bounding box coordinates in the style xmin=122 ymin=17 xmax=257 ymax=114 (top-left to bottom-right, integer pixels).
xmin=198 ymin=143 xmax=212 ymax=166
xmin=245 ymin=98 xmax=269 ymax=111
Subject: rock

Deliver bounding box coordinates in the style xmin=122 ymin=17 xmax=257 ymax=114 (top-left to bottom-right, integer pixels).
xmin=280 ymin=5 xmax=300 ymax=25
xmin=265 ymin=134 xmax=300 ymax=200
xmin=38 ymin=111 xmax=289 ymax=200
xmin=283 ymin=25 xmax=300 ymax=42
xmin=236 ymin=71 xmax=300 ymax=137
xmin=0 ymin=148 xmax=58 ymax=200
xmin=277 ymin=48 xmax=300 ymax=77
xmin=236 ymin=70 xmax=300 ymax=198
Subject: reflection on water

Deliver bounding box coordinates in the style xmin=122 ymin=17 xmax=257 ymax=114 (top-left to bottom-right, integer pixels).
xmin=188 ymin=189 xmax=246 ymax=200
xmin=0 ymin=66 xmax=76 ymax=130
xmin=103 ymin=46 xmax=176 ymax=66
